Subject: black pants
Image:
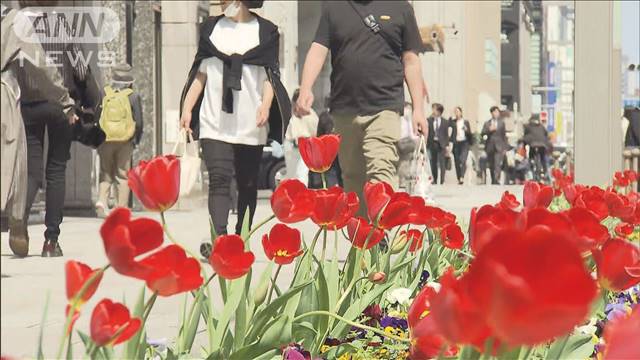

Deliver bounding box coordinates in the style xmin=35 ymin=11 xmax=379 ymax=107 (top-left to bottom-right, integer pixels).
xmin=452 ymin=141 xmax=470 ymax=182
xmin=201 ymin=139 xmax=263 ymax=236
xmin=487 ymin=150 xmax=504 ymax=185
xmin=22 ymin=101 xmax=72 ymax=241
xmin=429 ymin=144 xmax=447 ymax=184
xmin=529 ymin=146 xmax=548 ymax=176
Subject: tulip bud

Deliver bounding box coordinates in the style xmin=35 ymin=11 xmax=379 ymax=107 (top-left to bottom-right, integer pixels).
xmin=253 ymin=280 xmax=270 ymax=306
xmin=390 ymin=233 xmax=408 ymax=254
xmin=360 ymin=257 xmax=368 ymax=272
xmin=368 ymin=272 xmax=386 ymax=284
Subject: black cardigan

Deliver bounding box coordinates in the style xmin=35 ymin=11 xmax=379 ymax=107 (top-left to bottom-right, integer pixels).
xmin=179 ymin=14 xmax=291 ymax=143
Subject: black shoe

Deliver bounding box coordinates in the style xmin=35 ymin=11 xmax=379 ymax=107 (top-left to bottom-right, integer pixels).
xmin=42 ymin=239 xmax=63 ymax=257
xmin=200 ymin=242 xmax=212 ymax=260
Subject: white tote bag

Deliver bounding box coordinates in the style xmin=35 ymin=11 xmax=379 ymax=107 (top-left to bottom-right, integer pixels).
xmin=172 ymin=130 xmax=201 ymax=197
xmin=406 ymin=135 xmax=436 ymax=204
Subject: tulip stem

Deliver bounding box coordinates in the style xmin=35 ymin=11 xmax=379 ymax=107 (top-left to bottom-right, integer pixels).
xmin=320 ymin=227 xmax=328 ymax=262
xmin=455 ymin=248 xmax=475 ymax=259
xmin=321 ymin=172 xmax=327 ymax=189
xmin=266 ymin=265 xmax=283 ymax=305
xmin=57 ymin=265 xmax=110 ymax=360
xmin=160 ymin=212 xmax=200 ymax=261
xmin=246 ymin=214 xmax=276 ymax=240
xmin=88 ymin=343 xmax=101 ymax=359
xmin=294 ymin=310 xmax=411 ymax=343
xmin=204 ymin=273 xmax=217 ymax=288
xmin=292 ymin=227 xmax=323 ymax=284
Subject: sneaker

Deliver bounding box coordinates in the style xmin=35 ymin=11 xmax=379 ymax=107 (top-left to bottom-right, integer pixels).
xmin=42 ymin=239 xmax=63 ymax=257
xmin=95 ymin=202 xmax=108 ymax=219
xmin=200 ymin=242 xmax=212 ymax=260
xmin=8 ymin=224 xmax=29 ymax=257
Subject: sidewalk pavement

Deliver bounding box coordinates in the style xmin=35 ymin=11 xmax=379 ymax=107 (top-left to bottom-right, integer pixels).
xmin=0 ymin=185 xmax=521 ymax=358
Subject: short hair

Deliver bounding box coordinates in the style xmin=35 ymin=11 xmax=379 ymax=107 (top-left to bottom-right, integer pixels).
xmin=490 ymin=106 xmax=500 ymax=114
xmin=432 ymin=103 xmax=444 ymax=114
xmin=455 ymin=106 xmax=463 ymax=115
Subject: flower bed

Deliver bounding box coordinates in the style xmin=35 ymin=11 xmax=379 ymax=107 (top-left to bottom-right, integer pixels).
xmin=24 ymin=137 xmax=640 ymax=360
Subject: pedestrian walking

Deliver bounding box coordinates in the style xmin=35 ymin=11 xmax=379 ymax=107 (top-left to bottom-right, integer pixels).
xmin=16 ymin=0 xmax=87 ymax=257
xmin=95 ymin=64 xmax=143 ymax=217
xmin=294 ymin=0 xmax=427 ymax=214
xmin=523 ymin=115 xmax=552 ymax=181
xmin=179 ymin=0 xmax=290 ymax=257
xmin=284 ymin=89 xmax=318 ymax=186
xmin=2 ymin=3 xmax=77 ymax=257
xmin=427 ymin=103 xmax=450 ymax=184
xmin=481 ymin=106 xmax=509 ymax=185
xmin=450 ymin=106 xmax=472 ymax=185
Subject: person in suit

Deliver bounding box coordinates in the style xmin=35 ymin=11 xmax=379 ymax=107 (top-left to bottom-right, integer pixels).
xmin=449 ymin=106 xmax=472 ymax=185
xmin=481 ymin=106 xmax=508 ymax=185
xmin=427 ymin=103 xmax=450 ymax=184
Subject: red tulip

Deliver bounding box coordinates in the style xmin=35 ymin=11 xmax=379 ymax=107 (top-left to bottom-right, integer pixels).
xmin=440 ymin=223 xmax=464 ymax=249
xmin=363 ymin=181 xmax=394 ymax=222
xmin=465 ymin=225 xmax=598 ymax=346
xmin=407 ymin=196 xmax=426 ymax=224
xmin=552 ymin=168 xmax=574 ymax=196
xmin=271 ymin=179 xmax=315 ymax=223
xmin=615 ymin=222 xmax=634 ymax=238
xmin=523 ymin=181 xmax=554 ymax=209
xmin=378 ymin=194 xmax=412 ymax=230
xmin=209 ymin=235 xmax=255 ymax=280
xmin=128 ymin=155 xmax=180 ymax=212
xmin=402 ymin=229 xmax=424 ymax=253
xmin=65 ymin=305 xmax=81 ymax=335
xmin=593 ymin=238 xmax=640 ymax=292
xmin=100 ymin=208 xmax=164 ymax=279
xmin=469 ymin=205 xmax=518 ymax=254
xmin=562 ymin=207 xmax=610 ymax=251
xmin=602 ymin=306 xmax=640 ymax=360
xmin=311 ymin=187 xmax=359 ymax=229
xmin=410 ymin=315 xmax=458 ymax=360
xmin=138 ymin=245 xmax=203 ymax=296
xmin=65 ymin=260 xmax=103 ymax=305
xmin=421 ymin=206 xmax=456 ymax=229
xmin=498 ymin=191 xmax=520 ymax=210
xmin=90 ymin=299 xmax=141 ymax=346
xmin=298 ymin=134 xmax=340 ymax=173
xmin=605 ymin=191 xmax=636 ymax=220
xmin=346 ymin=217 xmax=384 ymax=249
xmin=430 ymin=270 xmax=492 ymax=347
xmin=574 ymin=186 xmax=609 ymax=220
xmin=262 ymin=224 xmax=303 ymax=265
xmin=613 ymin=171 xmax=634 ymax=188
xmin=562 ymin=183 xmax=586 ymax=204
xmin=408 ymin=285 xmax=438 ymax=329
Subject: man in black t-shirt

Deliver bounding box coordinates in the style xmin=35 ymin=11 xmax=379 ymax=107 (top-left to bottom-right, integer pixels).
xmin=294 ymin=0 xmax=427 ymax=215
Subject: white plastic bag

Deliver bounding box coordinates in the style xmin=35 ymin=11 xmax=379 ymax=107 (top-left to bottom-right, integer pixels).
xmin=406 ymin=135 xmax=435 ymax=204
xmin=172 ymin=129 xmax=201 ymax=197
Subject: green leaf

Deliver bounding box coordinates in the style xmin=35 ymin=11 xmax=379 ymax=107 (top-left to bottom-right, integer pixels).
xmin=252 ymin=262 xmax=274 ymax=308
xmin=208 ymin=216 xmax=218 ymax=242
xmin=329 ymin=282 xmax=393 ymax=338
xmin=234 ymin=272 xmax=253 ymax=349
xmin=183 ymin=291 xmax=203 ymax=353
xmin=323 ymin=343 xmax=359 ymax=359
xmin=230 ymin=315 xmax=291 ymax=360
xmin=240 ymin=208 xmax=252 ymax=242
xmin=547 ymin=333 xmax=594 ymax=360
xmin=211 ymin=276 xmax=246 ymax=353
xmin=310 ymin=257 xmax=330 ymax=354
xmin=123 ymin=286 xmax=146 ymax=359
xmin=246 ymin=279 xmax=313 ymax=343
xmin=36 ymin=292 xmax=50 ymax=360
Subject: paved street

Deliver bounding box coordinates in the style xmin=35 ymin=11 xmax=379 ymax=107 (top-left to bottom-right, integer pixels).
xmin=1 ymin=185 xmax=521 ymax=358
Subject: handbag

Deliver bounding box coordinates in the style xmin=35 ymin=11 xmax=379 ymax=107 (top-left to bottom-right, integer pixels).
xmin=406 ymin=135 xmax=435 ymax=203
xmin=72 ymin=106 xmax=106 ymax=149
xmin=172 ymin=129 xmax=202 ymax=197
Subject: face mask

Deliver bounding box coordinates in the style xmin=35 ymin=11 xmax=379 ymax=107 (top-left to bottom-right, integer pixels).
xmin=224 ymin=1 xmax=241 ymax=18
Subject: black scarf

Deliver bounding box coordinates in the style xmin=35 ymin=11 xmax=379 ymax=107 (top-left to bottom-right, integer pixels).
xmin=180 ymin=14 xmax=291 ymax=142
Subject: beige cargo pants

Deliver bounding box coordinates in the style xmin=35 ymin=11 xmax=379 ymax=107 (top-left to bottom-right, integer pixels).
xmin=333 ymin=110 xmax=401 ymax=216
xmin=97 ymin=141 xmax=134 ymax=207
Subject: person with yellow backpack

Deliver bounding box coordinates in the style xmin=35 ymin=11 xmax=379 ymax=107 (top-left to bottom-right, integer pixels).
xmin=95 ymin=64 xmax=143 ymax=217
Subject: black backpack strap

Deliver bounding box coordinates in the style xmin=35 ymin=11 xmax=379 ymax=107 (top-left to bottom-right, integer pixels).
xmin=347 ymin=0 xmax=402 ymax=58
